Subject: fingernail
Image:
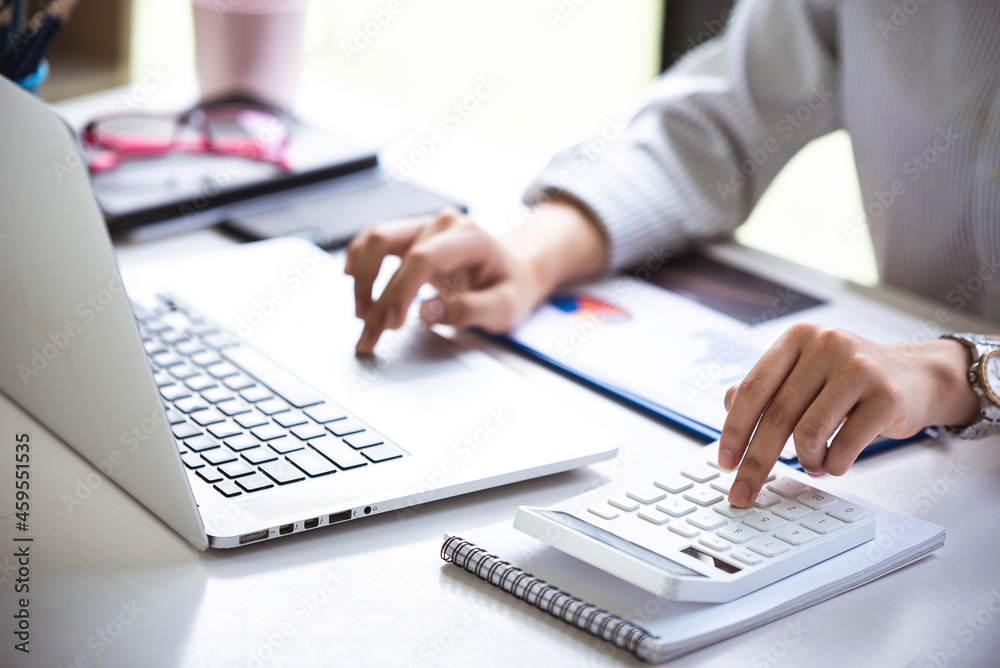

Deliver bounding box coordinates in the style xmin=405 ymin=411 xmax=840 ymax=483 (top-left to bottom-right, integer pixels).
xmin=729 ymin=481 xmax=751 ymax=508
xmin=718 ymin=449 xmax=738 ymax=471
xmin=421 ymin=297 xmax=444 ymax=324
xmin=805 ymin=468 xmax=826 ymax=478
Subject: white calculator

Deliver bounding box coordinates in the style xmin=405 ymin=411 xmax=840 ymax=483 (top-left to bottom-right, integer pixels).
xmin=513 ymin=444 xmax=876 ymax=603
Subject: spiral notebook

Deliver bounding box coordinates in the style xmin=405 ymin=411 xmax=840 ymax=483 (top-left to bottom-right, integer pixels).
xmin=440 ymin=498 xmax=944 ymax=663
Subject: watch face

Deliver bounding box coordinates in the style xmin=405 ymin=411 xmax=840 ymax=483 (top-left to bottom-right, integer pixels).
xmin=978 ymin=349 xmax=1000 ymax=407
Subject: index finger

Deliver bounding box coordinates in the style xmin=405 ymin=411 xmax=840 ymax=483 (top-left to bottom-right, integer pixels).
xmin=346 ymin=216 xmax=434 ymax=318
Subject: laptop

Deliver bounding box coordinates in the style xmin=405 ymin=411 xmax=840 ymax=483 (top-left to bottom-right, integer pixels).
xmin=0 ymin=76 xmax=617 ymax=549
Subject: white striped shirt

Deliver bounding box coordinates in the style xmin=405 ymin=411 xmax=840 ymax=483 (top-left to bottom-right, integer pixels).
xmin=526 ymin=0 xmax=1000 ymax=322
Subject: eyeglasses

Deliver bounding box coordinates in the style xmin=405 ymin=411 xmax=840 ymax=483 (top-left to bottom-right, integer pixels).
xmin=80 ymin=103 xmax=292 ymax=173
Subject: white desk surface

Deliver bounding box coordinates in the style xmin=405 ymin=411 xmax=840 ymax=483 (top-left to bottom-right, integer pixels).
xmin=2 ymin=82 xmax=999 ymax=668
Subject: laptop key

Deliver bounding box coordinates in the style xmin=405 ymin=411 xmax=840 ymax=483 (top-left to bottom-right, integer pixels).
xmin=309 ymin=440 xmax=368 ymax=470
xmin=219 ymin=461 xmax=255 ymax=478
xmin=251 ymin=424 xmax=287 ymax=441
xmin=343 ymin=431 xmax=385 ymax=450
xmin=174 ymin=339 xmax=204 ymax=357
xmin=206 ymin=361 xmax=241 ymax=379
xmin=286 ymin=448 xmax=337 ymax=477
xmin=191 ymin=408 xmax=226 ymax=427
xmin=304 ymin=403 xmax=348 ymax=424
xmin=184 ymin=435 xmax=220 ymax=453
xmin=235 ymin=411 xmax=269 ymax=429
xmin=222 ymin=373 xmax=255 ymax=391
xmin=291 ymin=423 xmax=326 ymax=441
xmin=240 ymin=386 xmax=273 ymax=403
xmin=184 ymin=375 xmax=216 ymax=392
xmin=214 ymin=480 xmax=243 ymax=497
xmin=255 ymin=397 xmax=291 ymax=416
xmin=165 ymin=408 xmax=186 ymax=425
xmin=217 ymin=398 xmax=252 ymax=416
xmin=236 ymin=473 xmax=274 ymax=493
xmin=327 ymin=418 xmax=365 ymax=437
xmin=361 ymin=443 xmax=404 ymax=463
xmin=197 ymin=467 xmax=224 ymax=484
xmin=202 ymin=449 xmax=237 ymax=466
xmin=175 ymin=396 xmax=209 ymax=414
xmin=171 ymin=422 xmax=202 ymax=440
xmin=169 ymin=364 xmax=199 ymax=381
xmin=222 ymin=345 xmax=326 ymax=408
xmin=180 ymin=452 xmax=205 ymax=469
xmin=224 ymin=433 xmax=260 ymax=451
xmin=191 ymin=350 xmax=223 ymax=368
xmin=160 ymin=384 xmax=191 ymax=402
xmin=267 ymin=437 xmax=304 ymax=455
xmin=274 ymin=411 xmax=308 ymax=428
xmin=242 ymin=447 xmax=278 ymax=465
xmin=207 ymin=421 xmax=243 ymax=440
xmin=201 ymin=386 xmax=235 ymax=404
xmin=259 ymin=459 xmax=306 ymax=485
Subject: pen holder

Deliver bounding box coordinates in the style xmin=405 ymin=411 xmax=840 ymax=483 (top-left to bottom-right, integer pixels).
xmin=14 ymin=58 xmax=49 ymax=95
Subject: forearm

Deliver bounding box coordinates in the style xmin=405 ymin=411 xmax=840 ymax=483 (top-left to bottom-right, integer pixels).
xmin=500 ymin=197 xmax=609 ymax=300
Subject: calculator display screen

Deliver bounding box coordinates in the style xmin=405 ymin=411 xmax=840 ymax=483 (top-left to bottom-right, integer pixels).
xmin=539 ymin=510 xmax=707 ymax=578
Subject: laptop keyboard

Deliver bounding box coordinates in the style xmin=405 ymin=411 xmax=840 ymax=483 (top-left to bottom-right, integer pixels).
xmin=132 ymin=295 xmax=405 ymax=499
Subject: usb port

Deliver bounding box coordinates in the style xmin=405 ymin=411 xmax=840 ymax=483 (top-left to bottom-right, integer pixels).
xmin=328 ymin=510 xmax=352 ymax=524
xmin=279 ymin=523 xmax=294 ymax=535
xmin=304 ymin=518 xmax=319 ymax=529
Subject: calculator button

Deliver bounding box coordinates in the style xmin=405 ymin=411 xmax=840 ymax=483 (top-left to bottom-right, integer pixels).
xmin=669 ymin=523 xmax=701 ymax=538
xmin=627 ymin=488 xmax=667 ymax=505
xmin=699 ymin=534 xmax=731 ymax=552
xmin=656 ymin=499 xmax=696 ymax=517
xmin=683 ymin=489 xmax=725 ymax=506
xmin=827 ymin=502 xmax=871 ymax=523
xmin=588 ymin=506 xmax=620 ymax=520
xmin=714 ymin=504 xmax=754 ymax=519
xmin=748 ymin=538 xmax=790 ymax=558
xmin=775 ymin=526 xmax=818 ymax=546
xmin=771 ymin=502 xmax=812 ymax=521
xmin=608 ymin=496 xmax=640 ymax=512
xmin=710 ymin=473 xmax=737 ymax=494
xmin=797 ymin=490 xmax=838 ymax=510
xmin=717 ymin=524 xmax=758 ymax=544
xmin=681 ymin=465 xmax=719 ymax=483
xmin=687 ymin=511 xmax=727 ymax=531
xmin=731 ymin=548 xmax=764 ymax=566
xmin=766 ymin=478 xmax=809 ymax=498
xmin=743 ymin=513 xmax=786 ymax=532
xmin=638 ymin=509 xmax=671 ymax=525
xmin=753 ymin=490 xmax=782 ymax=509
xmin=800 ymin=514 xmax=845 ymax=534
xmin=654 ymin=476 xmax=692 ymax=493
xmin=706 ymin=459 xmax=721 ymax=469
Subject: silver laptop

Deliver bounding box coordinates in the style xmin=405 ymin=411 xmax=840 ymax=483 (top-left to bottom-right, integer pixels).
xmin=0 ymin=77 xmax=617 ymax=549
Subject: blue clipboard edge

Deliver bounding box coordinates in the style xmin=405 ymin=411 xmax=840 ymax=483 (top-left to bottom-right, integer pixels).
xmin=472 ymin=328 xmax=937 ymax=466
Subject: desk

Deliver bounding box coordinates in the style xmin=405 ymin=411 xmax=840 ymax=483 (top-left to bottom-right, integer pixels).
xmin=2 ymin=82 xmax=999 ymax=668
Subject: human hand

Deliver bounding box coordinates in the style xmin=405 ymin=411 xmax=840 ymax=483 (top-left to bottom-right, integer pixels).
xmin=345 ymin=208 xmax=545 ymax=356
xmin=718 ymin=323 xmax=979 ymax=507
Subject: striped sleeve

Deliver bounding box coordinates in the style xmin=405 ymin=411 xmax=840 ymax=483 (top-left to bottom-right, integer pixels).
xmin=524 ymin=0 xmax=841 ymax=272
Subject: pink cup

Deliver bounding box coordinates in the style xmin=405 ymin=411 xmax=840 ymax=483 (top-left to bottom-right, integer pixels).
xmin=192 ymin=0 xmax=309 ymax=110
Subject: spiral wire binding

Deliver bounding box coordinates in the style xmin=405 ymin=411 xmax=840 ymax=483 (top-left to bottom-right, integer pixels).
xmin=441 ymin=536 xmax=654 ymax=657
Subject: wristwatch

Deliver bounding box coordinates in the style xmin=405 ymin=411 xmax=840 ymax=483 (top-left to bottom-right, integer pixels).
xmin=940 ymin=333 xmax=1000 ymax=439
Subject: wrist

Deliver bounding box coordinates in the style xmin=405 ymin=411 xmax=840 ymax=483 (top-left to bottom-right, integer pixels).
xmin=502 ymin=197 xmax=610 ymax=299
xmin=919 ymin=339 xmax=980 ymax=428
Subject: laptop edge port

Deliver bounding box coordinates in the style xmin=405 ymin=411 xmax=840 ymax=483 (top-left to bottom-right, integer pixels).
xmin=304 ymin=518 xmax=319 ymax=529
xmin=328 ymin=510 xmax=352 ymax=524
xmin=279 ymin=523 xmax=294 ymax=535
